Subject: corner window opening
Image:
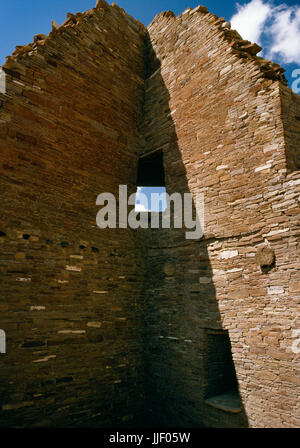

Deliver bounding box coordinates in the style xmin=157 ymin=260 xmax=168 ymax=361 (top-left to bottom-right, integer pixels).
xmin=135 ymin=150 xmax=167 ymax=212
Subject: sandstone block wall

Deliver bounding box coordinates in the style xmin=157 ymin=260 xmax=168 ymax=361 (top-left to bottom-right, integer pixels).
xmin=0 ymin=1 xmax=299 ymax=428
xmin=0 ymin=3 xmax=148 ymax=427
xmin=142 ymin=7 xmax=300 ymax=428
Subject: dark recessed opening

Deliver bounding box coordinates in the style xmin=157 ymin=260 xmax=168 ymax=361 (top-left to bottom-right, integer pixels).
xmin=205 ymin=330 xmax=239 ymax=398
xmin=137 ymin=150 xmax=165 ymax=187
xmin=56 ymin=376 xmax=73 ymax=384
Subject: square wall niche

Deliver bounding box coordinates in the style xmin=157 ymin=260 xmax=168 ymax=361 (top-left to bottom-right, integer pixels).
xmin=204 ymin=329 xmax=242 ymax=414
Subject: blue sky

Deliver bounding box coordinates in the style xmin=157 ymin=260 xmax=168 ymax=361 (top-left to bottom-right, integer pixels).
xmin=0 ymin=0 xmax=299 ymax=89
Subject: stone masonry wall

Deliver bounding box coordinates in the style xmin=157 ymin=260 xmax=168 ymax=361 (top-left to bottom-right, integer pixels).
xmin=0 ymin=0 xmax=299 ymax=429
xmin=142 ymin=7 xmax=300 ymax=428
xmin=0 ymin=2 xmax=148 ymax=427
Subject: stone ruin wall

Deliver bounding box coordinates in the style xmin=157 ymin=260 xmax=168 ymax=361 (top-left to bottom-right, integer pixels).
xmin=142 ymin=7 xmax=300 ymax=428
xmin=0 ymin=0 xmax=299 ymax=428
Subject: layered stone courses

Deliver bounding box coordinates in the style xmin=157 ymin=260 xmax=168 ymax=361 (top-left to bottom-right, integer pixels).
xmin=0 ymin=2 xmax=147 ymax=428
xmin=0 ymin=0 xmax=299 ymax=428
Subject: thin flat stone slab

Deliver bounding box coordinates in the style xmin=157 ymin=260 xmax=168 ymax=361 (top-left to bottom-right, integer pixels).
xmin=205 ymin=391 xmax=242 ymax=414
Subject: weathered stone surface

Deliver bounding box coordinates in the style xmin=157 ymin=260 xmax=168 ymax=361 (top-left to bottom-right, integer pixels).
xmin=163 ymin=261 xmax=176 ymax=276
xmin=255 ymin=246 xmax=275 ymax=267
xmin=143 ymin=6 xmax=299 ymax=429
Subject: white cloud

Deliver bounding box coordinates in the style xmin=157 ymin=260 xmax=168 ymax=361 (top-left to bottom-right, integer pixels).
xmin=135 ymin=187 xmax=167 ymax=212
xmin=267 ymin=6 xmax=300 ymax=64
xmin=231 ymin=0 xmax=271 ymax=44
xmin=230 ymin=0 xmax=300 ymax=65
